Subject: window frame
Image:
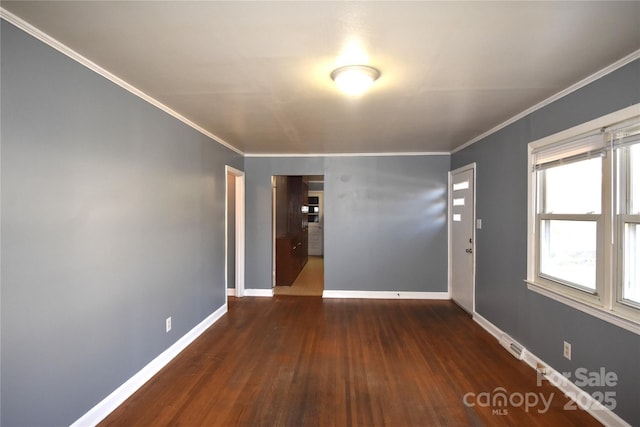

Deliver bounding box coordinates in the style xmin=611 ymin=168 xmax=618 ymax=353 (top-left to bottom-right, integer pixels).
xmin=526 ymin=104 xmax=640 ymax=335
xmin=618 ymin=216 xmax=640 ymax=309
xmin=613 ymin=127 xmax=640 ymax=317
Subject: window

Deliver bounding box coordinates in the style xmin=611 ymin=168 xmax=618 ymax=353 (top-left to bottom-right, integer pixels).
xmin=527 ymin=106 xmax=640 ymax=334
xmin=539 ymin=158 xmax=602 ymax=293
xmin=615 ymin=122 xmax=640 ymax=308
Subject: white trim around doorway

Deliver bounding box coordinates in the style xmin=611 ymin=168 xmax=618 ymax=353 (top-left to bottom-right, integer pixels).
xmin=225 ymin=166 xmax=246 ymax=298
xmin=448 ymin=163 xmax=477 ymax=314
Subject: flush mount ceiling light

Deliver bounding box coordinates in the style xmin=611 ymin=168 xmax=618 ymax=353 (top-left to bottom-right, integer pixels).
xmin=330 ymin=65 xmax=381 ymax=96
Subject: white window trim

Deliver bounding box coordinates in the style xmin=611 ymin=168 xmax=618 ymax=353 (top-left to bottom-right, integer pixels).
xmin=525 ymin=280 xmax=640 ymax=335
xmin=527 ymin=104 xmax=640 ymax=336
xmin=615 ymin=214 xmax=640 ymax=319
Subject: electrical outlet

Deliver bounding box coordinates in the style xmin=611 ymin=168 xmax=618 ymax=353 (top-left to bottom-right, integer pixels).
xmin=563 ymin=341 xmax=571 ymax=360
xmin=166 ymin=317 xmax=172 ymax=333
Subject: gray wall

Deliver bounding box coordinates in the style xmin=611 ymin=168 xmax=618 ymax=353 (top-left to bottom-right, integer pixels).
xmin=245 ymin=155 xmax=450 ymax=292
xmin=452 ymin=60 xmax=640 ymax=424
xmin=1 ymin=21 xmax=243 ymax=426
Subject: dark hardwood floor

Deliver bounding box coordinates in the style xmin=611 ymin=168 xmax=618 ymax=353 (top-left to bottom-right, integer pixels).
xmin=100 ymin=297 xmax=600 ymax=426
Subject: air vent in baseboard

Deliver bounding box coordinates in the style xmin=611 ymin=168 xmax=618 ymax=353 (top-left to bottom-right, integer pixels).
xmin=499 ymin=334 xmax=525 ymax=360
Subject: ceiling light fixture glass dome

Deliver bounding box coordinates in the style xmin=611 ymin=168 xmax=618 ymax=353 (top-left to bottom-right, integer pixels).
xmin=330 ymin=65 xmax=380 ymax=96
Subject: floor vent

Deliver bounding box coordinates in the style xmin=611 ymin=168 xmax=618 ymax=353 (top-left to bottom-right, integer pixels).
xmin=499 ymin=334 xmax=525 ymax=360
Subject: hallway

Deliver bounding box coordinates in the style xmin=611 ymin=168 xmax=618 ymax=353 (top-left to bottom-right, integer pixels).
xmin=274 ymin=256 xmax=324 ymax=297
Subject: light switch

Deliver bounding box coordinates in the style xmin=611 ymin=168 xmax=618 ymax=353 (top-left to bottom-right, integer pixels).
xmin=476 ymin=219 xmax=482 ymax=229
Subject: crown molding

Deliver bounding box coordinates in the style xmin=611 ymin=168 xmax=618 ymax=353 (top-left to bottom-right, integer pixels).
xmin=245 ymin=151 xmax=450 ymax=158
xmin=0 ymin=8 xmax=244 ymax=156
xmin=452 ymin=49 xmax=640 ymax=154
xmin=4 ymin=7 xmax=636 ymax=159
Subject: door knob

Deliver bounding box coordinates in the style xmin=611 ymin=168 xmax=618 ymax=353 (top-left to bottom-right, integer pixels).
xmin=465 ymin=248 xmax=473 ymax=254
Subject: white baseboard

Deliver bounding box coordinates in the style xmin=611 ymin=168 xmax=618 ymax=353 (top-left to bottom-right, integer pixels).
xmin=71 ymin=303 xmax=228 ymax=427
xmin=236 ymin=289 xmax=449 ymax=300
xmin=238 ymin=289 xmax=449 ymax=299
xmin=472 ymin=313 xmax=631 ymax=427
xmin=322 ymin=290 xmax=450 ymax=300
xmin=243 ymin=288 xmax=273 ymax=297
xmin=227 ymin=288 xmax=236 ymax=297
xmin=472 ymin=312 xmax=503 ymax=341
xmin=521 ymin=352 xmax=631 ymax=427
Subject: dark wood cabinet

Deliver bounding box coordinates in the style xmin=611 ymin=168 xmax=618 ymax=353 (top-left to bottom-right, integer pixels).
xmin=276 ymin=233 xmax=308 ymax=286
xmin=275 ymin=176 xmax=308 ymax=286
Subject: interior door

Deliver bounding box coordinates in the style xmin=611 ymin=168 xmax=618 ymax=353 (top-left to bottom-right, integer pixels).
xmin=450 ymin=166 xmax=475 ymax=313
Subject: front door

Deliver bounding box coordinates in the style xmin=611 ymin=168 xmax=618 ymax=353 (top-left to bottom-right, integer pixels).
xmin=450 ymin=165 xmax=475 ymax=313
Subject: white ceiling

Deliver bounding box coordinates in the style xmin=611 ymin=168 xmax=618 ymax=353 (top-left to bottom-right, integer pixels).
xmin=3 ymin=1 xmax=639 ymax=155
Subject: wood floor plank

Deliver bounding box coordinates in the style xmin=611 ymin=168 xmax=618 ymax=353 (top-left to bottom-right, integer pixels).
xmin=100 ymin=297 xmax=601 ymax=426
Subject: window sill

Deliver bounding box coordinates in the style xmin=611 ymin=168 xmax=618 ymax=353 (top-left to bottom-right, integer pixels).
xmin=525 ymin=280 xmax=640 ymax=335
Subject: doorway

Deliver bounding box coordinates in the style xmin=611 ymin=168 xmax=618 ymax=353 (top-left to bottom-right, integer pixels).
xmin=226 ymin=166 xmax=245 ymax=299
xmin=272 ymin=175 xmax=324 ymax=296
xmin=308 ymin=190 xmax=324 ymax=256
xmin=449 ymin=164 xmax=476 ymax=313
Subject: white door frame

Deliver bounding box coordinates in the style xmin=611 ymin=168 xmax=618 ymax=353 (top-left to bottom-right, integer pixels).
xmin=225 ymin=166 xmax=245 ymax=298
xmin=448 ymin=163 xmax=476 ymax=313
xmin=272 ymin=177 xmax=276 ymax=288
